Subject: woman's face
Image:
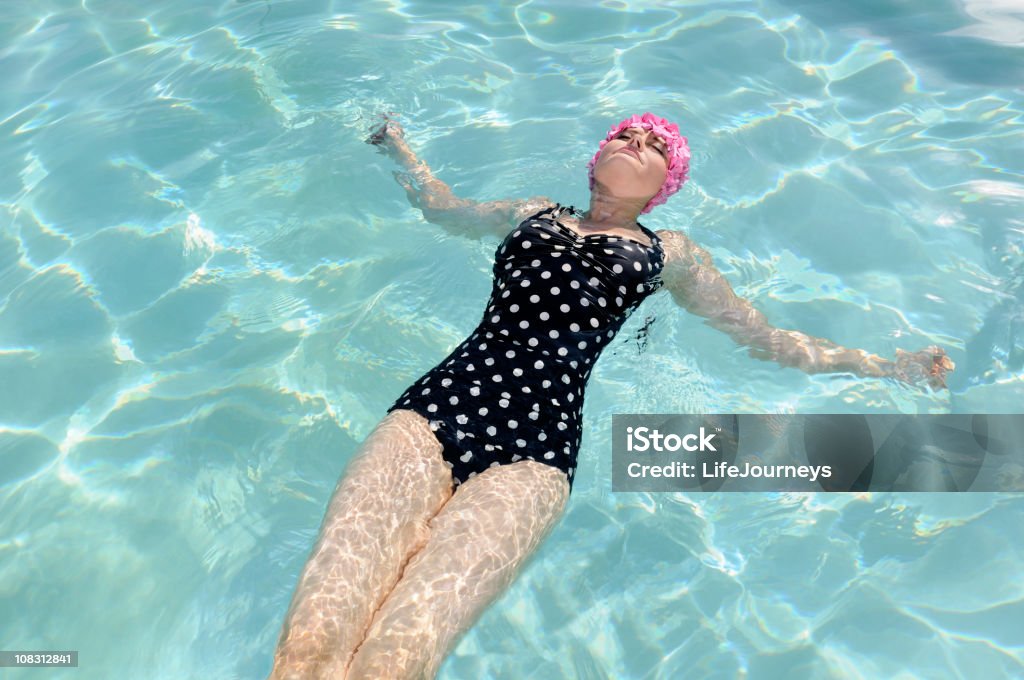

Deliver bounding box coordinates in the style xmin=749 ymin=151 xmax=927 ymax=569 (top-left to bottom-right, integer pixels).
xmin=591 ymin=127 xmax=669 ymax=204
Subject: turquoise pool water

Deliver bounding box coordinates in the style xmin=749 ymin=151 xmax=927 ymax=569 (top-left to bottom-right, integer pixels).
xmin=1 ymin=0 xmax=1022 ymax=677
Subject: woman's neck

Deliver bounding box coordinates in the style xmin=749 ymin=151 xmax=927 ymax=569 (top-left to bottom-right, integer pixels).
xmin=580 ymin=186 xmax=646 ymax=230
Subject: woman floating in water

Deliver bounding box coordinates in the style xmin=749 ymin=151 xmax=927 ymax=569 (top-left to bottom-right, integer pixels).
xmin=268 ymin=112 xmax=953 ymax=679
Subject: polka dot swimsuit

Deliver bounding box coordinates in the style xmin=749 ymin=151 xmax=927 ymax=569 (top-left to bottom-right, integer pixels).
xmin=387 ymin=203 xmax=665 ymax=492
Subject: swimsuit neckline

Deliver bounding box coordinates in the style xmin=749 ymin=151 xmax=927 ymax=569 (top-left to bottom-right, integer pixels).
xmin=546 ymin=203 xmax=660 ymax=251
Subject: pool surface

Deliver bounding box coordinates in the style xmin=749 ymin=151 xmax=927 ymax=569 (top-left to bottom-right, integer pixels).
xmin=1 ymin=0 xmax=1022 ymax=677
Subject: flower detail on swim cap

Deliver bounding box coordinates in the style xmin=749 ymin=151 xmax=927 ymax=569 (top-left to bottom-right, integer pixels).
xmin=586 ymin=112 xmax=691 ymax=214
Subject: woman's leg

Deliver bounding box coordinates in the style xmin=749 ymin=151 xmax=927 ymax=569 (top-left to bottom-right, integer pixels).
xmin=269 ymin=409 xmax=454 ymax=679
xmin=345 ymin=460 xmax=570 ymax=679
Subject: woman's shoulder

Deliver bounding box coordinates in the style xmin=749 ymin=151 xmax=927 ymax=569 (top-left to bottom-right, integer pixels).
xmin=511 ymin=197 xmax=557 ymax=226
xmin=654 ymin=228 xmax=708 ymax=267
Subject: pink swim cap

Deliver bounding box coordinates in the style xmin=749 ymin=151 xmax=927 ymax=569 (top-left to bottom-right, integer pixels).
xmin=586 ymin=112 xmax=691 ymax=214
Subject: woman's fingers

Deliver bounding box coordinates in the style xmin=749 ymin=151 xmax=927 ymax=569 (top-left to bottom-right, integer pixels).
xmin=366 ymin=113 xmax=405 ymax=149
xmin=892 ymin=346 xmax=955 ymax=392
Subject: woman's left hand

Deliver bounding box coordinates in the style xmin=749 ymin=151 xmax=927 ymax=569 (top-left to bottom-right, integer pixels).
xmin=892 ymin=345 xmax=956 ymax=391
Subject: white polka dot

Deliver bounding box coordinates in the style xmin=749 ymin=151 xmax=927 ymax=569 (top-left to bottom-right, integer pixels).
xmin=456 ymin=414 xmax=468 ymax=424
xmin=551 ymin=287 xmax=560 ymax=295
xmin=521 ymin=280 xmax=530 ymax=287
xmin=522 ymin=385 xmax=531 ymax=393
xmin=516 ymin=439 xmax=526 ymax=447
xmin=616 ymin=297 xmax=623 ymax=306
xmin=506 ymin=350 xmax=516 ymax=358
xmin=461 ymin=452 xmax=473 ymax=462
xmin=441 ymin=378 xmax=452 ymax=387
xmin=558 ymin=347 xmax=568 ymax=356
xmin=470 ymin=386 xmax=480 ymax=396
xmin=499 ymin=398 xmax=510 ymax=407
xmin=513 ymin=367 xmax=523 ymax=376
xmin=450 ymin=396 xmax=459 ymax=405
xmin=528 ymin=337 xmax=539 ymax=347
xmin=508 ymin=420 xmax=518 ymax=429
xmin=541 ymin=271 xmax=551 ymax=279
xmin=427 ymin=404 xmax=437 ymax=412
xmin=534 ymin=360 xmax=544 ymax=369
xmin=636 ymin=283 xmax=645 ymax=292
xmin=562 ymin=263 xmax=572 ymax=272
xmin=542 ymin=380 xmax=551 ymax=388
xmin=598 ymin=297 xmax=606 ymax=307
xmin=502 ymin=290 xmax=510 ymax=298
xmin=549 ymin=330 xmax=559 ymax=339
xmin=539 ymin=311 xmax=549 ymax=321
xmin=531 ymin=259 xmax=541 ymax=267
xmin=491 ymin=315 xmax=500 ymax=323
xmin=561 ymin=374 xmax=571 ymax=384
xmin=520 ymin=320 xmax=530 ymax=329
xmin=578 ymin=340 xmax=587 ymax=349
xmin=570 ymin=280 xmax=580 ymax=289
xmin=590 ymin=277 xmax=600 ymax=287
xmin=492 ymin=374 xmax=503 ymax=382
xmin=613 ymin=264 xmax=623 ymax=274
xmin=530 ymin=294 xmax=540 ymax=303
xmin=538 ymin=432 xmax=547 ymax=441
xmin=487 ymin=425 xmax=497 ymax=436
xmin=590 ymin=318 xmax=600 ymax=327
xmin=479 ymin=407 xmax=489 ymax=416
xmin=522 ymin=241 xmax=531 ymax=249
xmin=512 ymin=270 xmax=522 ymax=278
xmin=567 ymin=393 xmax=574 ymax=402
xmin=560 ymin=303 xmax=570 ymax=313
xmin=485 ymin=357 xmax=495 ymax=366
xmin=510 ymin=304 xmax=519 ymax=313
xmin=544 ymin=451 xmax=555 ymax=459
xmin=570 ymin=323 xmax=580 ymax=332
xmin=421 ymin=388 xmax=430 ymax=395
xmin=467 ymin=364 xmax=475 ymax=371
xmin=580 ymin=298 xmax=590 ymax=307
xmin=557 ymin=422 xmax=568 ymax=431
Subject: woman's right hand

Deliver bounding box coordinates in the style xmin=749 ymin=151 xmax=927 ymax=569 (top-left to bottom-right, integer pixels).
xmin=366 ymin=114 xmax=405 ymax=152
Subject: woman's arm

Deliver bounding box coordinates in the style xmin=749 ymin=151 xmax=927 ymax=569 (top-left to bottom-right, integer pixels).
xmin=656 ymin=229 xmax=955 ymax=390
xmin=367 ymin=117 xmax=553 ymax=239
